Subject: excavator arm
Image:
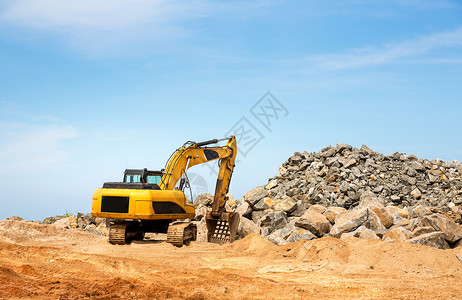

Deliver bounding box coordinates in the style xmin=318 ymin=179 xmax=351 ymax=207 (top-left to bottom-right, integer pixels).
xmin=159 ymin=136 xmax=239 ymax=244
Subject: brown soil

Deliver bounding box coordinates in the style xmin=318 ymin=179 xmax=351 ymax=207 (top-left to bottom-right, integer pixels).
xmin=1 ymin=219 xmax=462 ymax=299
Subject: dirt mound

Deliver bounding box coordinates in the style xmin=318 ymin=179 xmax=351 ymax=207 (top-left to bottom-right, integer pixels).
xmin=344 ymin=237 xmax=462 ymax=275
xmin=226 ymin=233 xmax=277 ymax=254
xmin=277 ymin=236 xmax=462 ymax=275
xmin=279 ymin=237 xmax=351 ymax=264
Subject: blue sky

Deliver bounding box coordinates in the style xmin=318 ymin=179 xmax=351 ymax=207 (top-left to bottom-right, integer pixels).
xmin=0 ymin=0 xmax=461 ymax=220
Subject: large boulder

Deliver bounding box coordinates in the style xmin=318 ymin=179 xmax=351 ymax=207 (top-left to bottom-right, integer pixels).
xmin=408 ymin=232 xmax=450 ymax=250
xmin=290 ymin=201 xmax=307 ymax=217
xmin=369 ymin=206 xmax=394 ymax=229
xmin=363 ymin=208 xmax=386 ymax=231
xmin=410 ymin=226 xmax=435 ymax=238
xmin=244 ymin=186 xmax=269 ymax=207
xmin=295 ymin=210 xmax=331 ymax=237
xmin=385 ymin=206 xmax=404 ymax=225
xmin=358 ymin=193 xmax=393 ymax=229
xmin=421 ymin=213 xmax=462 ymax=243
xmin=84 ymin=224 xmax=102 ymax=236
xmin=409 ymin=205 xmax=432 ymax=218
xmin=330 ymin=208 xmax=368 ymax=238
xmin=238 ymin=217 xmax=261 ymax=238
xmin=286 ymin=228 xmax=317 ymax=243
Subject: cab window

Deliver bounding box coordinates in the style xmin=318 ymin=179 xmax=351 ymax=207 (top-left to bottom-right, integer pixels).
xmin=147 ymin=175 xmax=161 ymax=184
xmin=124 ymin=174 xmax=141 ymax=183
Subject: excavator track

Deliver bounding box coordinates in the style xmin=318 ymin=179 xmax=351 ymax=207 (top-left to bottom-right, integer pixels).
xmin=109 ymin=223 xmax=128 ymax=245
xmin=167 ymin=222 xmax=196 ymax=247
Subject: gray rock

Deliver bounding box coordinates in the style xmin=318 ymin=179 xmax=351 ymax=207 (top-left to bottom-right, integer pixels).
xmin=336 ymin=143 xmax=352 ymax=153
xmin=259 ymin=211 xmax=288 ymax=231
xmin=273 ymin=222 xmax=296 ymax=240
xmin=289 ymin=201 xmax=306 ymax=217
xmin=253 ymin=198 xmax=270 ymax=211
xmin=410 ymin=161 xmax=426 ymax=172
xmin=286 ymin=228 xmax=317 ymax=243
xmin=321 ymin=147 xmax=337 ymax=158
xmin=408 ymin=232 xmax=450 ymax=250
xmin=339 ymin=182 xmax=350 ymax=193
xmin=421 ymin=213 xmax=462 ymax=243
xmin=251 ymin=210 xmax=269 ymax=223
xmin=84 ymin=224 xmax=102 ymax=236
xmin=42 ymin=215 xmax=66 ymax=225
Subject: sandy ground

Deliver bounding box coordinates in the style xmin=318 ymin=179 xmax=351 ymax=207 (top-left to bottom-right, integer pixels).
xmin=1 ymin=218 xmax=462 ymax=299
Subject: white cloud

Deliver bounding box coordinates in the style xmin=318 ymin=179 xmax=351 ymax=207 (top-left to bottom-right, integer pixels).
xmin=0 ymin=0 xmax=216 ymax=54
xmin=0 ymin=0 xmax=278 ymax=55
xmin=310 ymin=27 xmax=462 ymax=70
xmin=0 ymin=0 xmax=209 ymax=31
xmin=0 ymin=122 xmax=78 ymax=171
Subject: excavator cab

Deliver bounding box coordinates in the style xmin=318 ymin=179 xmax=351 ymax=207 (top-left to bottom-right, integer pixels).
xmin=123 ymin=169 xmax=162 ymax=185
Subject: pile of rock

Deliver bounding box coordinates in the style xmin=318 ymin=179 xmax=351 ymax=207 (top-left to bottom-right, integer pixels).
xmin=40 ymin=213 xmax=108 ymax=236
xmin=224 ymin=144 xmax=462 ymax=249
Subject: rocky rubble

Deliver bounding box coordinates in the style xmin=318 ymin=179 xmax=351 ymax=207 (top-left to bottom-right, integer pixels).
xmin=223 ymin=144 xmax=462 ymax=249
xmin=40 ymin=213 xmax=108 ymax=236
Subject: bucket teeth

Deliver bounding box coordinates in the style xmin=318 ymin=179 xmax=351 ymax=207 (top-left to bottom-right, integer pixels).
xmin=210 ymin=220 xmax=232 ymax=244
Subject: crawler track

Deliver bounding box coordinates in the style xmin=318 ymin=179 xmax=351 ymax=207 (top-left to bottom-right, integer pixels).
xmin=108 ymin=223 xmax=128 ymax=245
xmin=167 ymin=222 xmax=196 ymax=247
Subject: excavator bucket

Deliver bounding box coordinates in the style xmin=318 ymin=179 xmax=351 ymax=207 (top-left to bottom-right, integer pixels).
xmin=205 ymin=211 xmax=240 ymax=245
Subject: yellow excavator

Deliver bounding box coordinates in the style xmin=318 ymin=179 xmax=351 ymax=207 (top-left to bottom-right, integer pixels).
xmin=91 ymin=136 xmax=239 ymax=246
